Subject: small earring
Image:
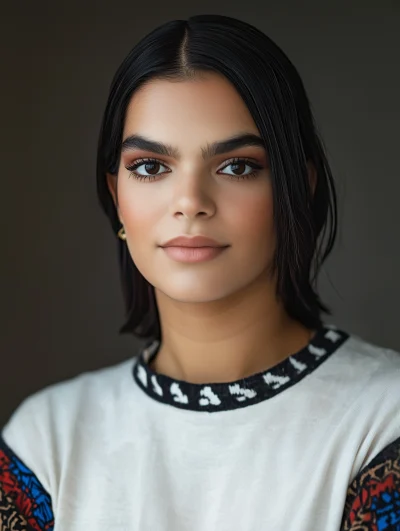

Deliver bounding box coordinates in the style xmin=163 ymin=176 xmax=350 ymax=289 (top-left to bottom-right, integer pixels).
xmin=117 ymin=226 xmax=127 ymax=240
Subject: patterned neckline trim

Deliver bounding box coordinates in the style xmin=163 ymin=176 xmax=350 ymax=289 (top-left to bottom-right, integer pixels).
xmin=132 ymin=324 xmax=350 ymax=413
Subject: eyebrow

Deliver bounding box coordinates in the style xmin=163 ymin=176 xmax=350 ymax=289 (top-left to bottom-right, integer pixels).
xmin=120 ymin=133 xmax=266 ymax=159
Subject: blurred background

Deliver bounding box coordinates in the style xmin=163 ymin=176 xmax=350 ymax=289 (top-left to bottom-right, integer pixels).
xmin=1 ymin=1 xmax=399 ymax=425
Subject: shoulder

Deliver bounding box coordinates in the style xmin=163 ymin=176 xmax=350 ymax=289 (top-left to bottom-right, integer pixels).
xmin=333 ymin=330 xmax=400 ymax=400
xmin=345 ymin=332 xmax=400 ymax=410
xmin=341 ymin=435 xmax=400 ymax=530
xmin=336 ymin=331 xmax=400 ymax=529
xmin=352 ymin=333 xmax=400 ymax=444
xmin=326 ymin=328 xmax=400 ymax=421
xmin=337 ymin=330 xmax=400 ymax=372
xmin=3 ymin=354 xmax=136 ymax=434
xmin=1 ymin=355 xmax=138 ymax=528
xmin=322 ymin=329 xmax=400 ymax=478
xmin=1 ymin=355 xmax=137 ymax=494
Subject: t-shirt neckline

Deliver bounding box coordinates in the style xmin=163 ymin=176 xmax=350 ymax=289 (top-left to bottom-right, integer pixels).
xmin=132 ymin=324 xmax=349 ymax=413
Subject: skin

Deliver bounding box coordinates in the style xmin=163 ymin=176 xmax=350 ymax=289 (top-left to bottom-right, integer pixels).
xmin=107 ymin=72 xmax=316 ymax=384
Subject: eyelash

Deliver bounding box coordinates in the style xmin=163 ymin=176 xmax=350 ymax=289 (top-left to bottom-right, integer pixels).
xmin=125 ymin=157 xmax=264 ymax=182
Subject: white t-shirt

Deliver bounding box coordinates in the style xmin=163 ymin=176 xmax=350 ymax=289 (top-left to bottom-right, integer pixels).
xmin=1 ymin=322 xmax=400 ymax=530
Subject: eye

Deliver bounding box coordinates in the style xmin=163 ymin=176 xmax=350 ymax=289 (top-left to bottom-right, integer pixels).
xmin=218 ymin=157 xmax=264 ymax=180
xmin=125 ymin=158 xmax=170 ymax=181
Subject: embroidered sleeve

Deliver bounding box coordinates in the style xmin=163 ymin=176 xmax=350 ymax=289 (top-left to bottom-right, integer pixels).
xmin=0 ymin=485 xmax=36 ymax=531
xmin=341 ymin=435 xmax=400 ymax=530
xmin=0 ymin=435 xmax=54 ymax=531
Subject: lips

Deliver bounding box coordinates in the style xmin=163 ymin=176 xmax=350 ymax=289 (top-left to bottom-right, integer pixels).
xmin=161 ymin=235 xmax=228 ymax=248
xmin=161 ymin=245 xmax=228 ymax=263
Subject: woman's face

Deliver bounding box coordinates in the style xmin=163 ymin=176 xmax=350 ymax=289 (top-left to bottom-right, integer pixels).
xmin=107 ymin=73 xmax=276 ymax=303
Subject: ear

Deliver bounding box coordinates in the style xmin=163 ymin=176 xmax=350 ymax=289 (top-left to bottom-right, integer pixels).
xmin=106 ymin=172 xmax=124 ymax=223
xmin=106 ymin=172 xmax=118 ymax=206
xmin=307 ymin=161 xmax=317 ymax=196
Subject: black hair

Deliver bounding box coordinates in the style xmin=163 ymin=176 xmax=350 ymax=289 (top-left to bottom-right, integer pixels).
xmin=96 ymin=14 xmax=338 ymax=341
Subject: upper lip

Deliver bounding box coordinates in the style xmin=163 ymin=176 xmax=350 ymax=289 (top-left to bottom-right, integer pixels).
xmin=160 ymin=235 xmax=228 ymax=248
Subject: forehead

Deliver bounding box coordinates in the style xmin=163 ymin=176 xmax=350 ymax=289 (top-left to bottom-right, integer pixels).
xmin=123 ymin=74 xmax=258 ymax=139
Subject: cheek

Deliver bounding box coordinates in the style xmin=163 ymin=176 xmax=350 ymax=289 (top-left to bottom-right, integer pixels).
xmin=116 ymin=189 xmax=163 ymax=273
xmin=228 ymin=190 xmax=274 ymax=243
xmin=118 ymin=184 xmax=159 ymax=238
xmin=119 ymin=201 xmax=156 ymax=276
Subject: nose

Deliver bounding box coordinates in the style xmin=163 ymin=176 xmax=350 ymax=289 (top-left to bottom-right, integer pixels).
xmin=169 ymin=174 xmax=217 ymax=220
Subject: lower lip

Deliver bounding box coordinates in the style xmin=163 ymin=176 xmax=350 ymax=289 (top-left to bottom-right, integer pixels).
xmin=161 ymin=246 xmax=228 ymax=263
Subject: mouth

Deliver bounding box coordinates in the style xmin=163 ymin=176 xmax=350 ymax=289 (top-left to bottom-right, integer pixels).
xmin=161 ymin=245 xmax=229 ymax=263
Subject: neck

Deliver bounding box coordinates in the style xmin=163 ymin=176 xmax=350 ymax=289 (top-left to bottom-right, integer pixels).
xmin=152 ymin=275 xmax=315 ymax=384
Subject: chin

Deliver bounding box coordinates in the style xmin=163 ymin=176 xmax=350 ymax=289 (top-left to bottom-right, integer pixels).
xmin=155 ymin=284 xmax=233 ymax=304
xmin=155 ymin=277 xmax=254 ymax=304
xmin=167 ymin=292 xmax=229 ymax=304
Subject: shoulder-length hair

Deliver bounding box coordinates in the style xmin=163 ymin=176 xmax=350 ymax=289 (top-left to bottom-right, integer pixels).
xmin=96 ymin=14 xmax=338 ymax=342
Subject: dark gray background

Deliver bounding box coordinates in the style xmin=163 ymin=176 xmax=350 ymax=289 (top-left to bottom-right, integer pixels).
xmin=1 ymin=2 xmax=399 ymax=426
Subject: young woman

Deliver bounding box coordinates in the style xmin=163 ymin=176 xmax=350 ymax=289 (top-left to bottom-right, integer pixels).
xmin=1 ymin=13 xmax=399 ymax=531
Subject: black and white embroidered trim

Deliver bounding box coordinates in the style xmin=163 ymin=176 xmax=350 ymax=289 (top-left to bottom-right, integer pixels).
xmin=132 ymin=324 xmax=349 ymax=412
